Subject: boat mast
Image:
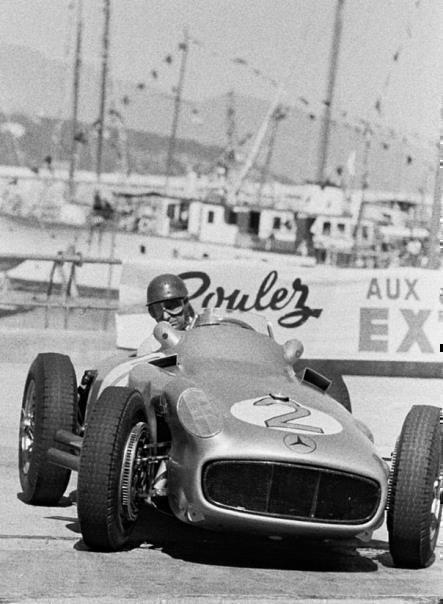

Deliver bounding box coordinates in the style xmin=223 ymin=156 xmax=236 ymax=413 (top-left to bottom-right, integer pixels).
xmin=68 ymin=0 xmax=83 ymax=202
xmin=351 ymin=122 xmax=372 ymax=259
xmin=165 ymin=27 xmax=189 ymax=193
xmin=427 ymin=139 xmax=442 ymax=269
xmin=316 ymin=0 xmax=345 ymax=184
xmin=226 ymin=90 xmax=236 ymax=166
xmin=96 ymin=0 xmax=111 ymax=183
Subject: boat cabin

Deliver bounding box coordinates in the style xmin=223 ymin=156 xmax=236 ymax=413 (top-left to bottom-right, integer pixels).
xmin=186 ymin=200 xmax=297 ymax=251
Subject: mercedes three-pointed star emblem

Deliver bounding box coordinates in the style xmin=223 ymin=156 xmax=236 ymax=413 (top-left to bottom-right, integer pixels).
xmin=283 ymin=433 xmax=317 ymax=453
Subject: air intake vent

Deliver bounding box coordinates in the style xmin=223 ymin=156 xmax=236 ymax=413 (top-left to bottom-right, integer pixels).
xmin=203 ymin=461 xmax=380 ymax=524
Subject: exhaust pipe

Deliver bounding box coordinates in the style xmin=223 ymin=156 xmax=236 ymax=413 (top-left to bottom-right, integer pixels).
xmin=54 ymin=429 xmax=83 ymax=451
xmin=46 ymin=429 xmax=83 ymax=471
xmin=47 ymin=447 xmax=80 ymax=472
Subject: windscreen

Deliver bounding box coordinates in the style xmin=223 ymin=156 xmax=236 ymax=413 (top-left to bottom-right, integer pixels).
xmin=193 ymin=307 xmax=272 ymax=335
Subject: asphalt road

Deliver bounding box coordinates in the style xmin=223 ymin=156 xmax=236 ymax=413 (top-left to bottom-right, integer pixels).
xmin=0 ymin=356 xmax=442 ymax=603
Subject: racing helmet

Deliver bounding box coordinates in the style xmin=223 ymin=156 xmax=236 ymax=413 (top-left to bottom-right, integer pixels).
xmin=146 ymin=273 xmax=188 ymax=307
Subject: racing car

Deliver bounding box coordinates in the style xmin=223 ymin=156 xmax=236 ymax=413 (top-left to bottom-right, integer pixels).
xmin=18 ymin=307 xmax=442 ymax=568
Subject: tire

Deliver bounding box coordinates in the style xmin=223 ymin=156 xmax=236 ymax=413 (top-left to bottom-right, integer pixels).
xmin=296 ymin=360 xmax=352 ymax=412
xmin=77 ymin=387 xmax=150 ymax=551
xmin=18 ymin=353 xmax=78 ymax=505
xmin=387 ymin=405 xmax=442 ymax=568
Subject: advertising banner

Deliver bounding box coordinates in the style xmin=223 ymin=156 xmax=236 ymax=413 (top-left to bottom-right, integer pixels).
xmin=117 ymin=259 xmax=441 ymax=376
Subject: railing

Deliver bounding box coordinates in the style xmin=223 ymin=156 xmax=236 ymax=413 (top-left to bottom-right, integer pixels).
xmin=0 ymin=252 xmax=121 ymax=330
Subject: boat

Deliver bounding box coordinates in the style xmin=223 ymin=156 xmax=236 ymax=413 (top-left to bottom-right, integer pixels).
xmin=0 ymin=0 xmax=438 ymax=293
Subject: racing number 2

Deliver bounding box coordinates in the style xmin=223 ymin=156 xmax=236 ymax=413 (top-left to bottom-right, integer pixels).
xmin=254 ymin=398 xmax=324 ymax=434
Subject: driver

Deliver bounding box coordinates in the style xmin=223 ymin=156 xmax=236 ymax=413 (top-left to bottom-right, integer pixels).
xmin=146 ymin=273 xmax=194 ymax=331
xmin=130 ymin=273 xmax=195 ymax=497
xmin=137 ymin=273 xmax=195 ymax=355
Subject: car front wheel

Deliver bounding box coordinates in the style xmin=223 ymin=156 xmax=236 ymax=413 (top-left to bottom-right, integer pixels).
xmin=387 ymin=404 xmax=442 ymax=568
xmin=77 ymin=386 xmax=151 ymax=551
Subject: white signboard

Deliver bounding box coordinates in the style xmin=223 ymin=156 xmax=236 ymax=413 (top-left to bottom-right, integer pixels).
xmin=117 ymin=259 xmax=441 ymax=366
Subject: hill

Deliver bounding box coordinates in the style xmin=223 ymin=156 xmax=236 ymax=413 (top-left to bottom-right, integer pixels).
xmin=0 ymin=44 xmax=434 ymax=192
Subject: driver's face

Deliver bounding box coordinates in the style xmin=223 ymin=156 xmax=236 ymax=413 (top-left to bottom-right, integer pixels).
xmin=148 ymin=298 xmax=187 ymax=330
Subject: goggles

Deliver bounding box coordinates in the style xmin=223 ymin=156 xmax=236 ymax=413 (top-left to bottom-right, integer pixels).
xmin=148 ymin=298 xmax=185 ymax=320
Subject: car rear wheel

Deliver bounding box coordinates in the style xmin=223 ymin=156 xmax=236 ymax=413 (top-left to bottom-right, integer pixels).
xmin=77 ymin=387 xmax=151 ymax=551
xmin=18 ymin=353 xmax=78 ymax=505
xmin=387 ymin=404 xmax=442 ymax=568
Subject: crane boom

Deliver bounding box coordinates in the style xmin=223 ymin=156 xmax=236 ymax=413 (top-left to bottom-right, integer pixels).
xmin=228 ymin=83 xmax=285 ymax=201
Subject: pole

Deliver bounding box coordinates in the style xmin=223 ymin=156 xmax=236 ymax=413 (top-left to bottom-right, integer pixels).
xmin=351 ymin=124 xmax=372 ymax=262
xmin=68 ymin=0 xmax=83 ymax=203
xmin=96 ymin=0 xmax=111 ymax=182
xmin=427 ymin=140 xmax=441 ymax=269
xmin=165 ymin=28 xmax=189 ymax=193
xmin=316 ymin=0 xmax=345 ymax=183
xmin=103 ymin=227 xmax=116 ymax=330
xmin=226 ymin=90 xmax=236 ymax=159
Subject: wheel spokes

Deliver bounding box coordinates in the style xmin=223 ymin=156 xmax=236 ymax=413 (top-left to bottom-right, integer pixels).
xmin=430 ymin=475 xmax=442 ymax=542
xmin=119 ymin=422 xmax=151 ymax=522
xmin=20 ymin=381 xmax=36 ymax=474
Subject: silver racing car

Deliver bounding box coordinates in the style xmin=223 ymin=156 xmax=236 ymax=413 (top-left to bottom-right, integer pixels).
xmin=18 ymin=308 xmax=442 ymax=567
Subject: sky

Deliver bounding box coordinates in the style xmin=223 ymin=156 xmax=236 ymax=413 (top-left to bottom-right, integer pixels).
xmin=0 ymin=0 xmax=441 ymax=148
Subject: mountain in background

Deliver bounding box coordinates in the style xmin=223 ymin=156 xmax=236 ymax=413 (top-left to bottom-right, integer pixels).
xmin=0 ymin=44 xmax=434 ymax=194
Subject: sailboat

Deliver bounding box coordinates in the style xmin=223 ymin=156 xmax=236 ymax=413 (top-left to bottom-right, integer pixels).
xmin=2 ymin=0 xmax=437 ymax=288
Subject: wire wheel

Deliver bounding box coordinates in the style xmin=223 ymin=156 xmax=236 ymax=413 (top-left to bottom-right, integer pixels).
xmin=120 ymin=421 xmax=151 ymax=522
xmin=78 ymin=387 xmax=151 ymax=551
xmin=18 ymin=353 xmax=78 ymax=505
xmin=20 ymin=379 xmax=36 ymax=477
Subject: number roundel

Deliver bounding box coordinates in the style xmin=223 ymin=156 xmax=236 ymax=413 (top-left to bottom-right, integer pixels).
xmin=230 ymin=395 xmax=342 ymax=435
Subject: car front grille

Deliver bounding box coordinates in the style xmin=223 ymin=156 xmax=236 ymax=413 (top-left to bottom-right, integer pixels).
xmin=202 ymin=460 xmax=380 ymax=524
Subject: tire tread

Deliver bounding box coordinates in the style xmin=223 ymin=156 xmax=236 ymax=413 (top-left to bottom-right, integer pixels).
xmin=387 ymin=404 xmax=441 ymax=568
xmin=19 ymin=353 xmax=77 ymax=505
xmin=77 ymin=387 xmax=146 ymax=551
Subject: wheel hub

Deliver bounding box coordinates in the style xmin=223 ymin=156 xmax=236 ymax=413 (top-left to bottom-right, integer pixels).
xmin=430 ymin=474 xmax=442 ymax=542
xmin=120 ymin=422 xmax=150 ymax=522
xmin=20 ymin=380 xmax=36 ymax=475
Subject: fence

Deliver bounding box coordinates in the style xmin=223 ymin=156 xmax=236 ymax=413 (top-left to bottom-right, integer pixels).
xmin=0 ymin=252 xmax=121 ymax=330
